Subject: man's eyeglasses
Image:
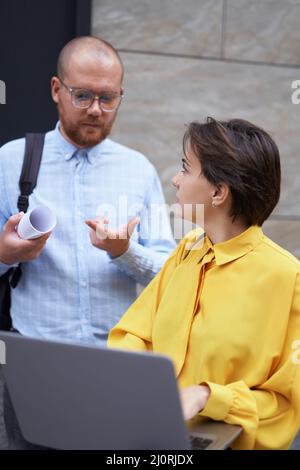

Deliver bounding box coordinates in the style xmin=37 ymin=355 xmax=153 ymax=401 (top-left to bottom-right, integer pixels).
xmin=59 ymin=78 xmax=124 ymax=112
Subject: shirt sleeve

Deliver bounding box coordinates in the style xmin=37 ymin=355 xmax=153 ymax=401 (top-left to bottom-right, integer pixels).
xmin=108 ymin=239 xmax=186 ymax=350
xmin=199 ymin=272 xmax=300 ymax=450
xmin=109 ymin=164 xmax=176 ymax=285
xmin=0 ymin=146 xmax=13 ymax=276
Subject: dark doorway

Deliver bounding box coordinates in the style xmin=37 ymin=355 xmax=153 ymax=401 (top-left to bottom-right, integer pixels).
xmin=0 ymin=0 xmax=91 ymax=146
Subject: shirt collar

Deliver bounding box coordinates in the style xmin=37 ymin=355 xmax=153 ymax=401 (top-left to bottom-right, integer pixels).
xmin=208 ymin=225 xmax=264 ymax=266
xmin=53 ymin=121 xmax=109 ymax=164
xmin=183 ymin=225 xmax=264 ymax=266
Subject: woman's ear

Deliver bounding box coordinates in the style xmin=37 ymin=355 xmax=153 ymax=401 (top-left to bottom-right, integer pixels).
xmin=211 ymin=184 xmax=230 ymax=207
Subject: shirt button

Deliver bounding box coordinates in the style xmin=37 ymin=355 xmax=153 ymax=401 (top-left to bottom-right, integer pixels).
xmin=81 ymin=281 xmax=87 ymax=288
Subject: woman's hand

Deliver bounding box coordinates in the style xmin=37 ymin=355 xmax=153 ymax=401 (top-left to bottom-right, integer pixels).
xmin=179 ymin=385 xmax=211 ymax=421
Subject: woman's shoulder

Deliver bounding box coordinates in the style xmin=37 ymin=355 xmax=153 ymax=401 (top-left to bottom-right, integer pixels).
xmin=260 ymin=233 xmax=300 ymax=274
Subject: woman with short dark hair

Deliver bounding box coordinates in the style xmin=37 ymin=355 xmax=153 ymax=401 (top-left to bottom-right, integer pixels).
xmin=108 ymin=118 xmax=300 ymax=450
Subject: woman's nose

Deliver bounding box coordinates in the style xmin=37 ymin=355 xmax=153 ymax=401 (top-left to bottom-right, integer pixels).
xmin=172 ymin=172 xmax=181 ymax=188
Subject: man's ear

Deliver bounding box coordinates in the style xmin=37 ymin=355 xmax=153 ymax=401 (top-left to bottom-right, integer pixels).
xmin=51 ymin=76 xmax=60 ymax=104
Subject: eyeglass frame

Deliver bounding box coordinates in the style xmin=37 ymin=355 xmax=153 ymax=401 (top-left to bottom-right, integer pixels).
xmin=58 ymin=77 xmax=124 ymax=112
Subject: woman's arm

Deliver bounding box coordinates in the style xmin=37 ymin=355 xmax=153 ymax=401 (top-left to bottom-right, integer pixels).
xmin=108 ymin=237 xmax=188 ymax=351
xmin=195 ymin=273 xmax=300 ymax=450
xmin=179 ymin=385 xmax=211 ymax=420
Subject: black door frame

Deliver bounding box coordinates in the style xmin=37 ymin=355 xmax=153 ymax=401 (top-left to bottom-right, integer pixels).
xmin=0 ymin=0 xmax=91 ymax=146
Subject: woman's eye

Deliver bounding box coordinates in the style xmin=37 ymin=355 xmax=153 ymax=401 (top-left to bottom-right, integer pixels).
xmin=181 ymin=158 xmax=188 ymax=173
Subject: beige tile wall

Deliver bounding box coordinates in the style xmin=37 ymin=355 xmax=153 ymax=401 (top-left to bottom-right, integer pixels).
xmin=92 ymin=0 xmax=300 ymax=257
xmin=92 ymin=0 xmax=224 ymax=58
xmin=225 ymin=0 xmax=300 ymax=66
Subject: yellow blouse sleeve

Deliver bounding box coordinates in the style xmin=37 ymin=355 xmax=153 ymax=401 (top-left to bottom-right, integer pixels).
xmin=108 ymin=238 xmax=187 ymax=352
xmin=199 ymin=272 xmax=300 ymax=450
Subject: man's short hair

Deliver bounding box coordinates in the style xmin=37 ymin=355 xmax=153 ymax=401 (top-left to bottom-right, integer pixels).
xmin=57 ymin=36 xmax=124 ymax=80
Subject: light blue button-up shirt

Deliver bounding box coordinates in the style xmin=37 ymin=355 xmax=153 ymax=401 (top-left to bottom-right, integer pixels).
xmin=0 ymin=123 xmax=176 ymax=345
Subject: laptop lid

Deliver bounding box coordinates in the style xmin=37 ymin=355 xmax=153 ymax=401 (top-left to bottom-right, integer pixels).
xmin=0 ymin=332 xmax=190 ymax=450
xmin=0 ymin=332 xmax=242 ymax=450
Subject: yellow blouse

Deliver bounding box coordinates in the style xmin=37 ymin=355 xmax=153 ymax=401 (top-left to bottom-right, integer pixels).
xmin=108 ymin=226 xmax=300 ymax=450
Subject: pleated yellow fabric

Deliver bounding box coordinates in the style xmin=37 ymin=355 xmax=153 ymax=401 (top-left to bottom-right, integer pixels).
xmin=108 ymin=226 xmax=300 ymax=449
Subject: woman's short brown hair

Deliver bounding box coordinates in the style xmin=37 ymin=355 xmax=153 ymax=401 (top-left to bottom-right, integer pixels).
xmin=183 ymin=117 xmax=281 ymax=226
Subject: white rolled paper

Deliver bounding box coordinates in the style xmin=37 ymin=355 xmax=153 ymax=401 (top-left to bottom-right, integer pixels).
xmin=17 ymin=205 xmax=57 ymax=240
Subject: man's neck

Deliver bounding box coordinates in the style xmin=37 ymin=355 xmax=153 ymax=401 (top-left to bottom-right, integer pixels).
xmin=59 ymin=124 xmax=85 ymax=149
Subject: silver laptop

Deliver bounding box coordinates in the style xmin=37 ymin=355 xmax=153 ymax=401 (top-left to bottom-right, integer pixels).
xmin=0 ymin=332 xmax=242 ymax=450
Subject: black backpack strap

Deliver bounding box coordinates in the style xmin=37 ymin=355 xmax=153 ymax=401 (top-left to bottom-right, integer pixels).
xmin=10 ymin=133 xmax=45 ymax=288
xmin=17 ymin=133 xmax=45 ymax=212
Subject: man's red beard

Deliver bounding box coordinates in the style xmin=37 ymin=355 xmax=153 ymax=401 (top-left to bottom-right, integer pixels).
xmin=58 ymin=103 xmax=114 ymax=147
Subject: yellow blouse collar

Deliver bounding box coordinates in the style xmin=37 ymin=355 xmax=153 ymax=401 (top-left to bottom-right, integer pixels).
xmin=182 ymin=225 xmax=264 ymax=266
xmin=208 ymin=225 xmax=264 ymax=266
